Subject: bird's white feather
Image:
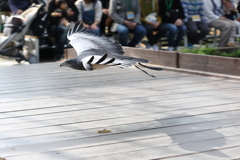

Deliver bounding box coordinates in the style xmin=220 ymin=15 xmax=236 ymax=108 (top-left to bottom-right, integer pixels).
xmin=67 ymin=23 xmax=124 ymax=56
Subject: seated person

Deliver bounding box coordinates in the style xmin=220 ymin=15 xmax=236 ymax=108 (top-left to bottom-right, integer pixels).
xmin=202 ymin=0 xmax=237 ymax=47
xmin=8 ymin=0 xmax=31 ymax=14
xmin=100 ymin=0 xmax=112 ymax=35
xmin=0 ymin=0 xmax=11 ymax=12
xmin=223 ymin=0 xmax=240 ymax=37
xmin=52 ymin=0 xmax=71 ymax=28
xmin=75 ymin=0 xmax=102 ymax=36
xmin=159 ymin=0 xmax=187 ymax=51
xmin=109 ymin=0 xmax=147 ymax=47
xmin=47 ymin=0 xmax=78 ymax=60
xmin=140 ymin=0 xmax=169 ymax=50
xmin=180 ymin=0 xmax=210 ymax=47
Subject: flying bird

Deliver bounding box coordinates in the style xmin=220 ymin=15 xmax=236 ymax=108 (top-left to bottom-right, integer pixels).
xmin=60 ymin=22 xmax=164 ymax=78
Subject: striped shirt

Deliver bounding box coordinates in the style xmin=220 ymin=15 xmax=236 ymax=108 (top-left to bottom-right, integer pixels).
xmin=180 ymin=0 xmax=206 ymax=22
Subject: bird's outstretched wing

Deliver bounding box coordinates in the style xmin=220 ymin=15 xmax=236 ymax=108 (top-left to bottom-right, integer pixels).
xmin=80 ymin=49 xmax=149 ymax=70
xmin=67 ymin=22 xmax=124 ymax=55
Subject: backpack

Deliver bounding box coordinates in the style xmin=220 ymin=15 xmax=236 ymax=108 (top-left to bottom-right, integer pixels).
xmin=30 ymin=12 xmax=49 ymax=37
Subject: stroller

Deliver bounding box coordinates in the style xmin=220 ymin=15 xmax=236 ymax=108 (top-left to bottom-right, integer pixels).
xmin=0 ymin=4 xmax=43 ymax=64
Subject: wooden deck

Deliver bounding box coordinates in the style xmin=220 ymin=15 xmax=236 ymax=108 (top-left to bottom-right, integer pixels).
xmin=0 ymin=62 xmax=240 ymax=160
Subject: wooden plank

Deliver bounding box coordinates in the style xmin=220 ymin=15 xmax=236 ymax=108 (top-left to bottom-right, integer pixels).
xmin=0 ymin=64 xmax=240 ymax=159
xmin=1 ymin=81 xmax=239 ymax=114
xmin=0 ymin=77 xmax=237 ymax=104
xmin=1 ymin=114 xmax=240 ymax=157
xmin=3 ymin=128 xmax=240 ymax=160
xmin=0 ymin=89 xmax=240 ymax=125
xmin=0 ymin=105 xmax=240 ymax=146
xmin=162 ymin=146 xmax=240 ymax=160
xmin=0 ymin=80 xmax=237 ymax=109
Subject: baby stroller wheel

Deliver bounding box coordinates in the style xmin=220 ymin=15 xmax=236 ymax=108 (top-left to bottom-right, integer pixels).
xmin=28 ymin=54 xmax=38 ymax=64
xmin=15 ymin=58 xmax=22 ymax=63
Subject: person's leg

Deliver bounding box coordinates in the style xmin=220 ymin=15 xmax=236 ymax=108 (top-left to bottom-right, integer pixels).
xmin=117 ymin=24 xmax=129 ymax=46
xmin=128 ymin=24 xmax=147 ymax=47
xmin=163 ymin=23 xmax=178 ymax=50
xmin=194 ymin=21 xmax=210 ymax=44
xmin=185 ymin=19 xmax=198 ymax=44
xmin=100 ymin=14 xmax=108 ymax=35
xmin=54 ymin=25 xmax=68 ymax=59
xmin=209 ymin=19 xmax=235 ymax=47
xmin=226 ymin=19 xmax=237 ymax=45
xmin=154 ymin=23 xmax=169 ymax=44
xmin=174 ymin=24 xmax=187 ymax=48
xmin=91 ymin=27 xmax=100 ymax=36
xmin=234 ymin=20 xmax=240 ymax=36
xmin=142 ymin=23 xmax=155 ymax=46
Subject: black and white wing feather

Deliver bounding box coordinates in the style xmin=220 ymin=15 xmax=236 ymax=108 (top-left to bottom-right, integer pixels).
xmin=80 ymin=50 xmax=149 ymax=70
xmin=67 ymin=22 xmax=124 ymax=55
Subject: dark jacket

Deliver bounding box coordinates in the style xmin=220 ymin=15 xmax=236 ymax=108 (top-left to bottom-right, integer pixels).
xmin=100 ymin=0 xmax=110 ymax=9
xmin=158 ymin=0 xmax=185 ymax=24
xmin=8 ymin=0 xmax=31 ymax=13
xmin=46 ymin=0 xmax=78 ymax=26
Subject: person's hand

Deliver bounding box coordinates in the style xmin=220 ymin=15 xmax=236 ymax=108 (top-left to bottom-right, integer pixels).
xmin=16 ymin=9 xmax=23 ymax=15
xmin=51 ymin=12 xmax=62 ymax=17
xmin=219 ymin=17 xmax=227 ymax=20
xmin=153 ymin=22 xmax=160 ymax=29
xmin=123 ymin=20 xmax=132 ymax=29
xmin=102 ymin=9 xmax=109 ymax=15
xmin=82 ymin=23 xmax=90 ymax=28
xmin=174 ymin=19 xmax=184 ymax=26
xmin=90 ymin=24 xmax=98 ymax=31
xmin=128 ymin=22 xmax=137 ymax=29
xmin=67 ymin=10 xmax=74 ymax=16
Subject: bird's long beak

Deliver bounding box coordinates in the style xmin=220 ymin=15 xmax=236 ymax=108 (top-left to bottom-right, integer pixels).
xmin=60 ymin=61 xmax=67 ymax=67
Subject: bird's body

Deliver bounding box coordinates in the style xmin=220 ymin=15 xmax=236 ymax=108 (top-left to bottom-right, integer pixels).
xmin=60 ymin=22 xmax=164 ymax=77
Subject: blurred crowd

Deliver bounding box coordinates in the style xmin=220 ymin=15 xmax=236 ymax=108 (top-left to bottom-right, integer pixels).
xmin=1 ymin=0 xmax=240 ymax=60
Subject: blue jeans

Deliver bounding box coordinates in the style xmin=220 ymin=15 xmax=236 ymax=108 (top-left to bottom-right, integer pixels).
xmin=50 ymin=25 xmax=68 ymax=55
xmin=162 ymin=23 xmax=187 ymax=47
xmin=88 ymin=27 xmax=100 ymax=36
xmin=117 ymin=24 xmax=147 ymax=47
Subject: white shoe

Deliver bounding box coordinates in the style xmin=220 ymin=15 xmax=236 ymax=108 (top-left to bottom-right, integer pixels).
xmin=168 ymin=47 xmax=174 ymax=51
xmin=152 ymin=44 xmax=159 ymax=50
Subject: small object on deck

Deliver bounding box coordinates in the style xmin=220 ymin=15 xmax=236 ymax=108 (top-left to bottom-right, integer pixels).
xmin=97 ymin=129 xmax=111 ymax=134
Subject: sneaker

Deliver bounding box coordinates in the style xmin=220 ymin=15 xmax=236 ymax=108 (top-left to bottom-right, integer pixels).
xmin=174 ymin=47 xmax=180 ymax=51
xmin=152 ymin=44 xmax=159 ymax=50
xmin=226 ymin=43 xmax=239 ymax=47
xmin=168 ymin=47 xmax=174 ymax=51
xmin=145 ymin=43 xmax=152 ymax=49
xmin=188 ymin=44 xmax=193 ymax=48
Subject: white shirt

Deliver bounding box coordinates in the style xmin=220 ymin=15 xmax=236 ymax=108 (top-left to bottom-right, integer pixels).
xmin=75 ymin=0 xmax=102 ymax=22
xmin=202 ymin=0 xmax=222 ymax=23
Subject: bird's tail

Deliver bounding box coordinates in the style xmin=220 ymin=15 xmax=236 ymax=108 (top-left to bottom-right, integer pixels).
xmin=134 ymin=63 xmax=165 ymax=78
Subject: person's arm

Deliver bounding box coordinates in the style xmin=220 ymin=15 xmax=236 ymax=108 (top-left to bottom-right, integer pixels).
xmin=109 ymin=0 xmax=125 ymax=24
xmin=199 ymin=0 xmax=207 ymax=22
xmin=180 ymin=0 xmax=189 ymax=22
xmin=93 ymin=1 xmax=102 ymax=26
xmin=202 ymin=0 xmax=219 ymax=21
xmin=177 ymin=0 xmax=185 ymax=20
xmin=139 ymin=0 xmax=148 ymax=23
xmin=159 ymin=0 xmax=170 ymax=23
xmin=75 ymin=0 xmax=82 ymax=21
xmin=8 ymin=0 xmax=19 ymax=14
xmin=155 ymin=0 xmax=161 ymax=23
xmin=133 ymin=0 xmax=141 ymax=24
xmin=68 ymin=0 xmax=79 ymax=22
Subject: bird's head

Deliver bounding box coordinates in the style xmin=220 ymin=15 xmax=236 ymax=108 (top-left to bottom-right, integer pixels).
xmin=60 ymin=58 xmax=79 ymax=69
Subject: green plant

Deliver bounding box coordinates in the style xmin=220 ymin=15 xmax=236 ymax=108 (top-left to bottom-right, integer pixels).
xmin=179 ymin=46 xmax=240 ymax=58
